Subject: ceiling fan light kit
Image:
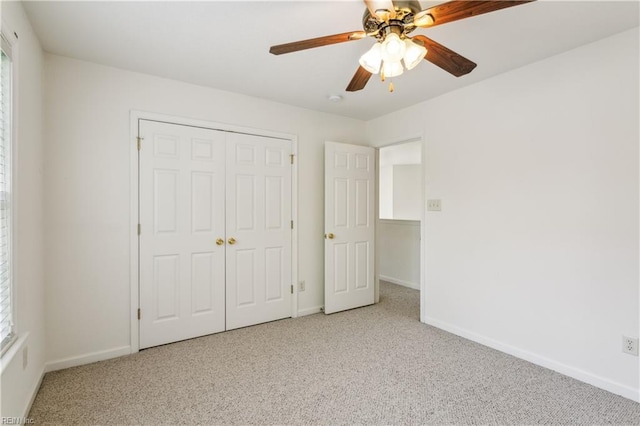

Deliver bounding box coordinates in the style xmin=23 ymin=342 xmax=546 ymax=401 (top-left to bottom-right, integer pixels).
xmin=381 ymin=32 xmax=405 ymax=62
xmin=359 ymin=42 xmax=383 ymax=73
xmin=359 ymin=27 xmax=428 ymax=90
xmin=403 ymin=38 xmax=427 ymax=70
xmin=269 ymin=1 xmax=535 ymax=93
xmin=383 ymin=60 xmax=404 ymax=79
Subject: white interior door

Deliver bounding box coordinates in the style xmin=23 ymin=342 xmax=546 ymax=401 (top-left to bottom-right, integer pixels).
xmin=139 ymin=120 xmax=226 ymax=349
xmin=324 ymin=141 xmax=375 ymax=314
xmin=225 ymin=133 xmax=292 ymax=330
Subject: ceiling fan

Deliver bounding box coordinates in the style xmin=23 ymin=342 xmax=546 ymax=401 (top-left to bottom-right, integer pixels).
xmin=269 ymin=0 xmax=535 ymax=92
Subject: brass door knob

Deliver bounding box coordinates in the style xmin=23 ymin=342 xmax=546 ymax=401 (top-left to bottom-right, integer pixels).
xmin=216 ymin=238 xmax=224 ymax=246
xmin=228 ymin=237 xmax=236 ymax=245
xmin=326 ymin=233 xmax=335 ymax=239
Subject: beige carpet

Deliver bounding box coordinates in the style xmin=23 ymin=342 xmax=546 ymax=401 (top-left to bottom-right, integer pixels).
xmin=30 ymin=282 xmax=640 ymax=425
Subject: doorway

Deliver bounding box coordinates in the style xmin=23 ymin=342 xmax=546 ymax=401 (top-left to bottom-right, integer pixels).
xmin=377 ymin=140 xmax=423 ymax=292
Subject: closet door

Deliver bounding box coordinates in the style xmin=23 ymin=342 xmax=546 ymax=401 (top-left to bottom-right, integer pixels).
xmin=225 ymin=133 xmax=293 ymax=330
xmin=139 ymin=120 xmax=226 ymax=349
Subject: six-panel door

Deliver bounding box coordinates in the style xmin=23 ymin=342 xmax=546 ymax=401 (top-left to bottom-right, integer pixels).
xmin=139 ymin=120 xmax=227 ymax=349
xmin=139 ymin=120 xmax=293 ymax=348
xmin=324 ymin=141 xmax=375 ymax=314
xmin=225 ymin=133 xmax=293 ymax=330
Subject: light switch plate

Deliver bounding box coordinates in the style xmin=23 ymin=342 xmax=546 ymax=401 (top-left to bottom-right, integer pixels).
xmin=427 ymin=199 xmax=442 ymax=211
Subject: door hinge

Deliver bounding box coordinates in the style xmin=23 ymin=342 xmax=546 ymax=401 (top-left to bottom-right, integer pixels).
xmin=137 ymin=308 xmax=141 ymax=320
xmin=137 ymin=224 xmax=141 ymax=235
xmin=136 ymin=136 xmax=143 ymax=151
xmin=290 ymin=285 xmax=294 ymax=294
xmin=290 ymin=154 xmax=294 ymax=165
xmin=291 ymin=220 xmax=294 ymax=229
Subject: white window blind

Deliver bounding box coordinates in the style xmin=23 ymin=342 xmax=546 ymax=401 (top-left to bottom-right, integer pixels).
xmin=0 ymin=34 xmax=14 ymax=353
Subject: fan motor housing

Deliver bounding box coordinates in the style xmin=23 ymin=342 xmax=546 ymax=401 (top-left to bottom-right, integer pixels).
xmin=362 ymin=0 xmax=423 ymax=37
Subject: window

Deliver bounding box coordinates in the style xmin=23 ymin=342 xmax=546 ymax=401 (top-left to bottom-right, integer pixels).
xmin=0 ymin=32 xmax=14 ymax=354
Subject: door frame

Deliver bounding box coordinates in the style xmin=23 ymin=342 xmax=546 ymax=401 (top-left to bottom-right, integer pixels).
xmin=129 ymin=110 xmax=298 ymax=353
xmin=373 ymin=135 xmax=426 ymax=322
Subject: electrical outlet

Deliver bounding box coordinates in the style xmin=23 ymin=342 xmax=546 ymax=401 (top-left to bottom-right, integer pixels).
xmin=622 ymin=336 xmax=638 ymax=356
xmin=23 ymin=346 xmax=28 ymax=370
xmin=299 ymin=280 xmax=306 ymax=292
xmin=427 ymin=199 xmax=442 ymax=211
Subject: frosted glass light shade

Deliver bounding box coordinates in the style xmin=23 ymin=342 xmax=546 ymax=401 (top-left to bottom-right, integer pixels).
xmin=382 ymin=60 xmax=404 ymax=78
xmin=381 ymin=33 xmax=405 ymax=63
xmin=359 ymin=43 xmax=383 ymax=74
xmin=403 ymin=38 xmax=427 ymax=70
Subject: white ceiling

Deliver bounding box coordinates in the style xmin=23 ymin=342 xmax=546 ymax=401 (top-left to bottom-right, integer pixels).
xmin=23 ymin=0 xmax=639 ymax=121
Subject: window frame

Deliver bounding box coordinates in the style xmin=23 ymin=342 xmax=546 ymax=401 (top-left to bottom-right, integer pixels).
xmin=0 ymin=26 xmax=17 ymax=357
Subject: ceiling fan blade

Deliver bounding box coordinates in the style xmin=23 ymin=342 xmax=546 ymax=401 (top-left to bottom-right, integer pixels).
xmin=412 ymin=35 xmax=477 ymax=77
xmin=364 ymin=0 xmax=396 ymax=20
xmin=415 ymin=0 xmax=535 ymax=28
xmin=269 ymin=31 xmax=366 ymax=55
xmin=346 ymin=66 xmax=373 ymax=92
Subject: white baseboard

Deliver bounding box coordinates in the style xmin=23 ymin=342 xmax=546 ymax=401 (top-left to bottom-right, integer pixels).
xmin=23 ymin=367 xmax=44 ymax=419
xmin=45 ymin=346 xmax=131 ymax=373
xmin=298 ymin=305 xmax=323 ymax=317
xmin=423 ymin=316 xmax=640 ymax=402
xmin=379 ymin=275 xmax=420 ymax=290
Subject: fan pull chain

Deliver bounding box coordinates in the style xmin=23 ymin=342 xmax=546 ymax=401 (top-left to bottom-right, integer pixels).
xmin=380 ymin=70 xmax=393 ymax=92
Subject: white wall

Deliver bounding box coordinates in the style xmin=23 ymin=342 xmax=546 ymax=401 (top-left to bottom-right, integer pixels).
xmin=378 ymin=220 xmax=420 ymax=289
xmin=43 ymin=54 xmax=366 ymax=367
xmin=379 ymin=141 xmax=422 ymax=220
xmin=393 ymin=164 xmax=421 ymax=220
xmin=0 ymin=1 xmax=45 ymax=418
xmin=379 ymin=165 xmax=393 ymax=219
xmin=367 ymin=28 xmax=640 ymax=400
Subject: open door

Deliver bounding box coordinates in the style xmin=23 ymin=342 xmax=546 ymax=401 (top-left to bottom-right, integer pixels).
xmin=324 ymin=141 xmax=375 ymax=314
